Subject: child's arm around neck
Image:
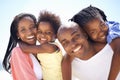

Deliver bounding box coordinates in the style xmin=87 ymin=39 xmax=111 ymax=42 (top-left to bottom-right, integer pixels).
xmin=18 ymin=41 xmax=58 ymax=54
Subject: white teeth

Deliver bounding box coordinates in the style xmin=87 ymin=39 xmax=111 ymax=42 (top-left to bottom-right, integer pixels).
xmin=27 ymin=36 xmax=34 ymax=39
xmin=41 ymin=38 xmax=46 ymax=41
xmin=73 ymin=46 xmax=81 ymax=53
xmin=101 ymin=36 xmax=105 ymax=39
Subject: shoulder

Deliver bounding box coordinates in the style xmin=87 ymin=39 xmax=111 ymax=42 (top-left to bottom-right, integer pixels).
xmin=12 ymin=47 xmax=22 ymax=53
xmin=110 ymin=38 xmax=120 ymax=51
xmin=107 ymin=21 xmax=120 ymax=29
xmin=11 ymin=47 xmax=29 ymax=58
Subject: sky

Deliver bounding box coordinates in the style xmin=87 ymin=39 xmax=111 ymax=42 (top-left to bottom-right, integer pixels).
xmin=0 ymin=0 xmax=120 ymax=79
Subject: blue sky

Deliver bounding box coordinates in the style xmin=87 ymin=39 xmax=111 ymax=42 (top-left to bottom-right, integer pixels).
xmin=0 ymin=0 xmax=120 ymax=79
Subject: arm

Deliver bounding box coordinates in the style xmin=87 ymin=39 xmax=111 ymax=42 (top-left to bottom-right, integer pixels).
xmin=62 ymin=54 xmax=74 ymax=80
xmin=19 ymin=41 xmax=58 ymax=54
xmin=11 ymin=47 xmax=37 ymax=80
xmin=108 ymin=38 xmax=120 ymax=80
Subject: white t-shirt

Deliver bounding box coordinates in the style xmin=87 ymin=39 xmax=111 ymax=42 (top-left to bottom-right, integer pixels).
xmin=72 ymin=44 xmax=119 ymax=80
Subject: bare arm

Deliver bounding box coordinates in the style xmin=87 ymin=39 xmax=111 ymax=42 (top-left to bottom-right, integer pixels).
xmin=62 ymin=54 xmax=74 ymax=80
xmin=19 ymin=41 xmax=58 ymax=54
xmin=108 ymin=38 xmax=120 ymax=80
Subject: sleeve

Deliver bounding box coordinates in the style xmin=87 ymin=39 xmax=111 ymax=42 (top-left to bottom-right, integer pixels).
xmin=10 ymin=47 xmax=37 ymax=80
xmin=106 ymin=21 xmax=120 ymax=43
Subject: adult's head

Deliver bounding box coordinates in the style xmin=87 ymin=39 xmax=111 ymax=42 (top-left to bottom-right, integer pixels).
xmin=3 ymin=13 xmax=37 ymax=73
xmin=57 ymin=22 xmax=94 ymax=60
xmin=71 ymin=6 xmax=108 ymax=43
xmin=37 ymin=10 xmax=61 ymax=44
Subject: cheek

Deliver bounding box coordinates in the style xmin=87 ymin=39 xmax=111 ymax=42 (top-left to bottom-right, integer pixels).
xmin=89 ymin=34 xmax=97 ymax=41
xmin=18 ymin=33 xmax=24 ymax=40
xmin=64 ymin=46 xmax=71 ymax=54
xmin=48 ymin=35 xmax=55 ymax=41
xmin=105 ymin=27 xmax=108 ymax=32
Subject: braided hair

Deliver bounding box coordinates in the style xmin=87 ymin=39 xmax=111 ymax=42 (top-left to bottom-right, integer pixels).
xmin=71 ymin=5 xmax=107 ymax=27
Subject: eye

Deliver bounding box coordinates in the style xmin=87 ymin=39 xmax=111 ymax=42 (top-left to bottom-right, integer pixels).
xmin=29 ymin=26 xmax=35 ymax=31
xmin=74 ymin=34 xmax=80 ymax=39
xmin=72 ymin=34 xmax=80 ymax=41
xmin=37 ymin=30 xmax=42 ymax=34
xmin=100 ymin=22 xmax=106 ymax=28
xmin=62 ymin=41 xmax=69 ymax=47
xmin=90 ymin=31 xmax=96 ymax=35
xmin=45 ymin=31 xmax=52 ymax=35
xmin=19 ymin=28 xmax=26 ymax=33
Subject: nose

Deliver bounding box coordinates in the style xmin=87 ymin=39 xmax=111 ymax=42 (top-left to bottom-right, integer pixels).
xmin=27 ymin=29 xmax=32 ymax=35
xmin=27 ymin=28 xmax=35 ymax=36
xmin=98 ymin=29 xmax=105 ymax=37
xmin=41 ymin=33 xmax=45 ymax=37
xmin=69 ymin=40 xmax=76 ymax=49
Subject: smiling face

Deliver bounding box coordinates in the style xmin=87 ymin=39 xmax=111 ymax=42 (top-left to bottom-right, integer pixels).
xmin=83 ymin=16 xmax=108 ymax=43
xmin=58 ymin=23 xmax=93 ymax=59
xmin=37 ymin=22 xmax=56 ymax=44
xmin=17 ymin=17 xmax=37 ymax=45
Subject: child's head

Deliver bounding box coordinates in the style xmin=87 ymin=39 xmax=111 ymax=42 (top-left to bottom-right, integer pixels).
xmin=57 ymin=22 xmax=92 ymax=59
xmin=37 ymin=11 xmax=61 ymax=44
xmin=71 ymin=6 xmax=108 ymax=43
xmin=3 ymin=13 xmax=37 ymax=73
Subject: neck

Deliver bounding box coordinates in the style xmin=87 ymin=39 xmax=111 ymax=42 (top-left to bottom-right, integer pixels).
xmin=79 ymin=43 xmax=96 ymax=60
xmin=93 ymin=42 xmax=106 ymax=53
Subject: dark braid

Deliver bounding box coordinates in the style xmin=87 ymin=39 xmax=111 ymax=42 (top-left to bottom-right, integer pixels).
xmin=91 ymin=6 xmax=107 ymax=21
xmin=70 ymin=6 xmax=108 ymax=42
xmin=71 ymin=5 xmax=107 ymax=27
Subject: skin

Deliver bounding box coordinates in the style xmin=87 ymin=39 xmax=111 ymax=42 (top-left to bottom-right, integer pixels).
xmin=19 ymin=21 xmax=58 ymax=54
xmin=58 ymin=25 xmax=95 ymax=60
xmin=82 ymin=16 xmax=120 ymax=80
xmin=37 ymin=22 xmax=56 ymax=44
xmin=83 ymin=17 xmax=108 ymax=44
xmin=17 ymin=17 xmax=37 ymax=45
xmin=58 ymin=22 xmax=120 ymax=80
xmin=57 ymin=23 xmax=97 ymax=80
xmin=108 ymin=38 xmax=120 ymax=80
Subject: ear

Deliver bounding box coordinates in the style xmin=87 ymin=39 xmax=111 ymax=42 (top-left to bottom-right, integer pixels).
xmin=17 ymin=33 xmax=20 ymax=39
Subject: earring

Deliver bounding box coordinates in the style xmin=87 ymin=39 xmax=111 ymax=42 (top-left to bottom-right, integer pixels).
xmin=18 ymin=37 xmax=20 ymax=39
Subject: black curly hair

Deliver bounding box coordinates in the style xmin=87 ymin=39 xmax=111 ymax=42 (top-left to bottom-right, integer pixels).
xmin=37 ymin=11 xmax=61 ymax=35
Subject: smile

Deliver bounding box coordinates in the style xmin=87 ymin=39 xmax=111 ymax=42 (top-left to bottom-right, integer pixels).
xmin=41 ymin=38 xmax=47 ymax=41
xmin=27 ymin=36 xmax=35 ymax=39
xmin=73 ymin=45 xmax=82 ymax=53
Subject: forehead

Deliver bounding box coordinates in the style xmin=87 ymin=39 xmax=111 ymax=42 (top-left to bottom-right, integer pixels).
xmin=38 ymin=22 xmax=52 ymax=28
xmin=18 ymin=18 xmax=34 ymax=27
xmin=38 ymin=22 xmax=53 ymax=30
xmin=58 ymin=26 xmax=82 ymax=40
xmin=84 ymin=17 xmax=103 ymax=29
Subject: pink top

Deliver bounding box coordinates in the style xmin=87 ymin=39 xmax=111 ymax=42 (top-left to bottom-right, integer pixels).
xmin=10 ymin=47 xmax=38 ymax=80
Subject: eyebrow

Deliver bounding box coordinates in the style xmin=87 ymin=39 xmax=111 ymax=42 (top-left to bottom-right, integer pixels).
xmin=60 ymin=30 xmax=77 ymax=43
xmin=71 ymin=30 xmax=77 ymax=36
xmin=61 ymin=39 xmax=66 ymax=44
